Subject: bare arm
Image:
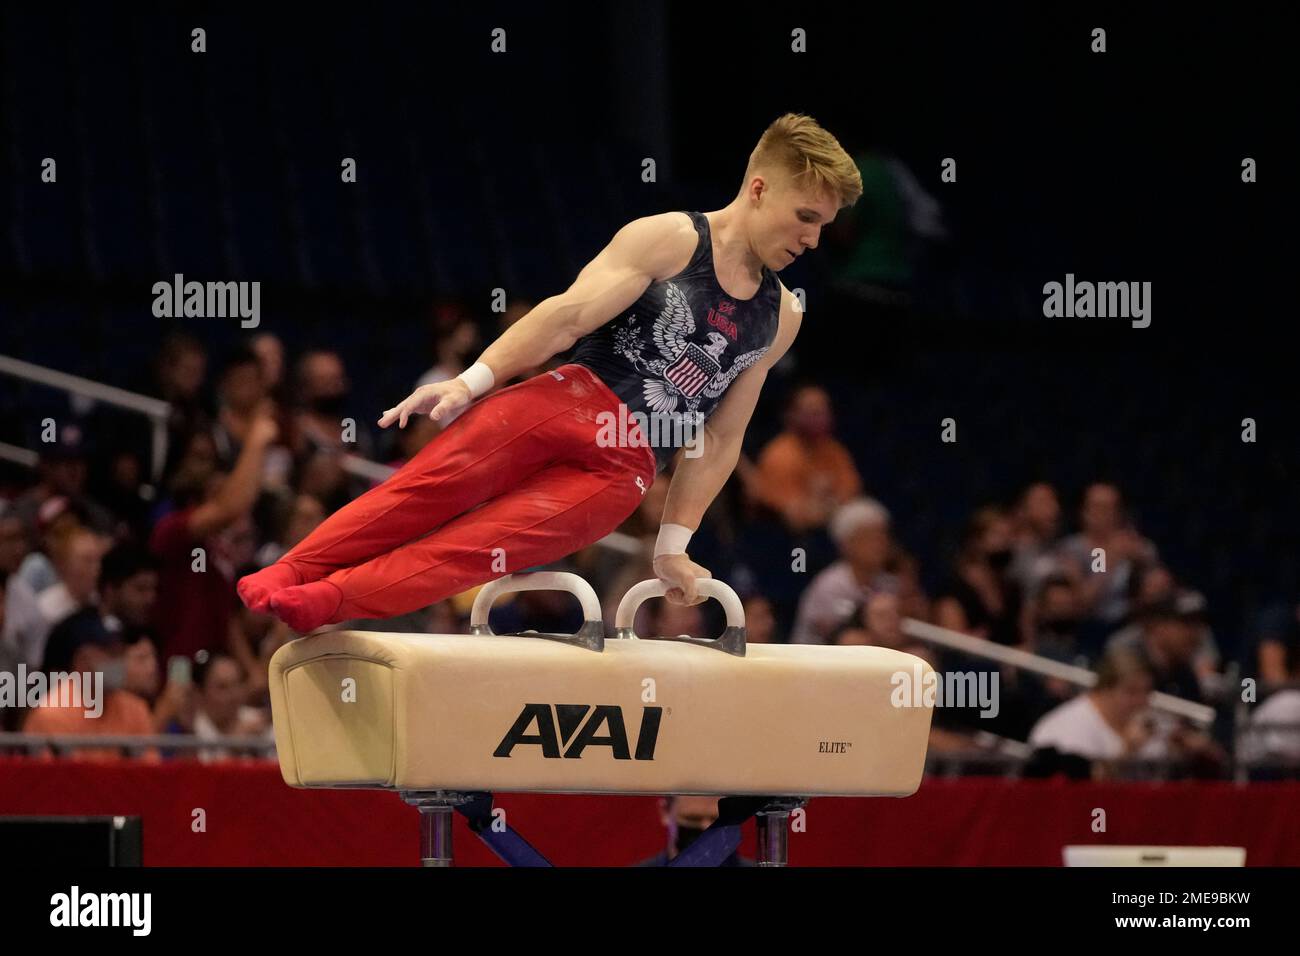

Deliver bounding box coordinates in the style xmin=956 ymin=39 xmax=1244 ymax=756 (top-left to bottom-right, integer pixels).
xmin=478 ymin=215 xmax=692 ymax=381
xmin=660 ymin=370 xmax=768 ymax=533
xmin=378 ymin=214 xmax=696 ymax=429
xmin=188 ymin=413 xmax=278 ymax=540
xmin=654 ymin=287 xmax=803 ymax=603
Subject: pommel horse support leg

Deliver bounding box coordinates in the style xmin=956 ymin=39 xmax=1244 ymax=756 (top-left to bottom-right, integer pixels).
xmin=268 ymin=572 xmax=935 ymax=867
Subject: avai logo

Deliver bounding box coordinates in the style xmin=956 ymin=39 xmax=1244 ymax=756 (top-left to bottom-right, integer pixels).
xmin=494 ymin=704 xmax=664 ymax=760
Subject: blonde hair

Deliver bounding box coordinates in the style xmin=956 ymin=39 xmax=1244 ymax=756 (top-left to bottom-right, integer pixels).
xmin=744 ymin=113 xmax=863 ymax=208
xmin=1094 ymin=649 xmax=1153 ymax=691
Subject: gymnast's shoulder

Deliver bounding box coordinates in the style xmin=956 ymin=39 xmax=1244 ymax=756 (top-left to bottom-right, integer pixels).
xmin=595 ymin=212 xmax=699 ymax=282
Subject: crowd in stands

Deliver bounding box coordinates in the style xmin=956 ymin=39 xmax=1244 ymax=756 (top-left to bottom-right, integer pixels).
xmin=3 ymin=311 xmax=1299 ymax=779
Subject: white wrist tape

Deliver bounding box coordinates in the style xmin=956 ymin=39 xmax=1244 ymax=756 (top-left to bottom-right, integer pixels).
xmin=655 ymin=523 xmax=693 ymax=557
xmin=456 ymin=362 xmax=495 ymax=400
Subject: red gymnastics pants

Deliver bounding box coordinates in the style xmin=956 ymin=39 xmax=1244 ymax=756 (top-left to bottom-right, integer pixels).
xmin=269 ymin=364 xmax=655 ymax=625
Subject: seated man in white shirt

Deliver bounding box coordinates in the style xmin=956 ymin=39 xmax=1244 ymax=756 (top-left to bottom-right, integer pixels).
xmin=1247 ymin=689 xmax=1300 ymax=762
xmin=1245 ymin=637 xmax=1300 ymax=763
xmin=1028 ymin=649 xmax=1166 ymax=761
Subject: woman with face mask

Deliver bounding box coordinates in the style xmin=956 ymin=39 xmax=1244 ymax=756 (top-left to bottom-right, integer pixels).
xmin=933 ymin=506 xmax=1026 ymax=648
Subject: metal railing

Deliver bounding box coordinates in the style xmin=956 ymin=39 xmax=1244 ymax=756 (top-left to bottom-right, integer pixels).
xmin=0 ymin=354 xmax=173 ymax=482
xmin=0 ymin=440 xmax=40 ymax=469
xmin=901 ymin=617 xmax=1217 ymax=726
xmin=0 ymin=356 xmax=644 ymax=557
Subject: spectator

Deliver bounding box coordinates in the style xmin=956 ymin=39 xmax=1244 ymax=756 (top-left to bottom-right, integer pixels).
xmin=1255 ymin=599 xmax=1300 ymax=689
xmin=1055 ymin=482 xmax=1158 ymax=629
xmin=862 ymin=591 xmax=905 ymax=649
xmin=1245 ymin=634 xmax=1300 ymax=763
xmin=1029 ymin=574 xmax=1085 ymax=665
xmin=753 ymin=385 xmax=863 ymax=534
xmin=933 ymin=506 xmax=1025 ymax=646
xmin=636 ymin=796 xmax=754 ymax=867
xmin=291 ymin=349 xmax=374 ymax=507
xmin=790 ymin=497 xmax=898 ymax=644
xmin=1107 ymin=565 xmax=1221 ymax=698
xmin=35 ymin=525 xmax=108 ymax=641
xmin=162 ymin=431 xmax=221 ymax=517
xmin=1012 ymin=573 xmax=1087 ymax=715
xmin=254 ymin=493 xmax=326 ymax=568
xmin=191 ymin=652 xmax=273 ymax=762
xmin=212 ymin=345 xmax=294 ymax=489
xmin=295 ymin=447 xmax=351 ymax=514
xmin=1027 ymin=649 xmax=1165 ymax=762
xmin=150 ymin=410 xmax=279 ymax=660
xmin=250 ymin=332 xmax=289 ymax=405
xmin=152 ymin=333 xmax=212 ymax=479
xmin=8 ymin=420 xmax=117 ymax=538
xmin=293 ymin=348 xmax=375 ymax=461
xmin=120 ymin=632 xmax=160 ymax=703
xmin=0 ymin=505 xmax=46 ymax=669
xmin=830 ymin=591 xmax=905 ymax=649
xmin=888 ymin=545 xmax=931 ymax=624
xmin=1008 ymin=481 xmax=1064 ymax=599
xmin=91 ymin=448 xmax=153 ymax=543
xmin=15 ymin=496 xmax=79 ymax=595
xmin=227 ymin=601 xmax=295 ymax=707
xmin=99 ymin=543 xmax=160 ymax=645
xmin=1130 ymin=599 xmax=1204 ymax=704
xmin=120 ymin=632 xmax=190 ymax=733
xmin=23 ymin=608 xmax=158 ymax=762
xmin=1115 ymin=562 xmax=1177 ymax=630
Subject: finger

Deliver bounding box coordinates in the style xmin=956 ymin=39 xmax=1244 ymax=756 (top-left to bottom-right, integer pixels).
xmin=399 ymin=403 xmax=410 ymax=428
xmin=429 ymin=395 xmax=447 ymax=422
xmin=378 ymin=408 xmax=396 ymax=428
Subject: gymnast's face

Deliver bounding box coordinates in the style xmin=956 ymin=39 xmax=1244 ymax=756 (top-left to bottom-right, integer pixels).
xmin=750 ymin=171 xmax=839 ymax=271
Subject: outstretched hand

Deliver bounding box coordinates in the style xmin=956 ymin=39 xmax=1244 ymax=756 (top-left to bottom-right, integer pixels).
xmin=378 ymin=380 xmax=472 ymax=429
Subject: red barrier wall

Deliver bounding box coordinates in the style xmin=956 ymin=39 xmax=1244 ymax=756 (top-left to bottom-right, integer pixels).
xmin=2 ymin=758 xmax=1297 ymax=866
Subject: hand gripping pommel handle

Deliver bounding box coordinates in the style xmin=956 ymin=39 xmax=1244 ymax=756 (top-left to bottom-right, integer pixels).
xmin=613 ymin=578 xmax=747 ymax=656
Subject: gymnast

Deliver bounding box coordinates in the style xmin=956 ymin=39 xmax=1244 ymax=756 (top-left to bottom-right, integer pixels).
xmin=237 ymin=113 xmax=863 ymax=632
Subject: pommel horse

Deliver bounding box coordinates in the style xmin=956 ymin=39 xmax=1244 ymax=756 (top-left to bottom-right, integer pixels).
xmin=268 ymin=572 xmax=934 ymax=866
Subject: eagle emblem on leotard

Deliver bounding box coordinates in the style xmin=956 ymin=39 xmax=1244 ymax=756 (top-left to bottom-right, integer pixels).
xmin=614 ymin=282 xmax=768 ymax=415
